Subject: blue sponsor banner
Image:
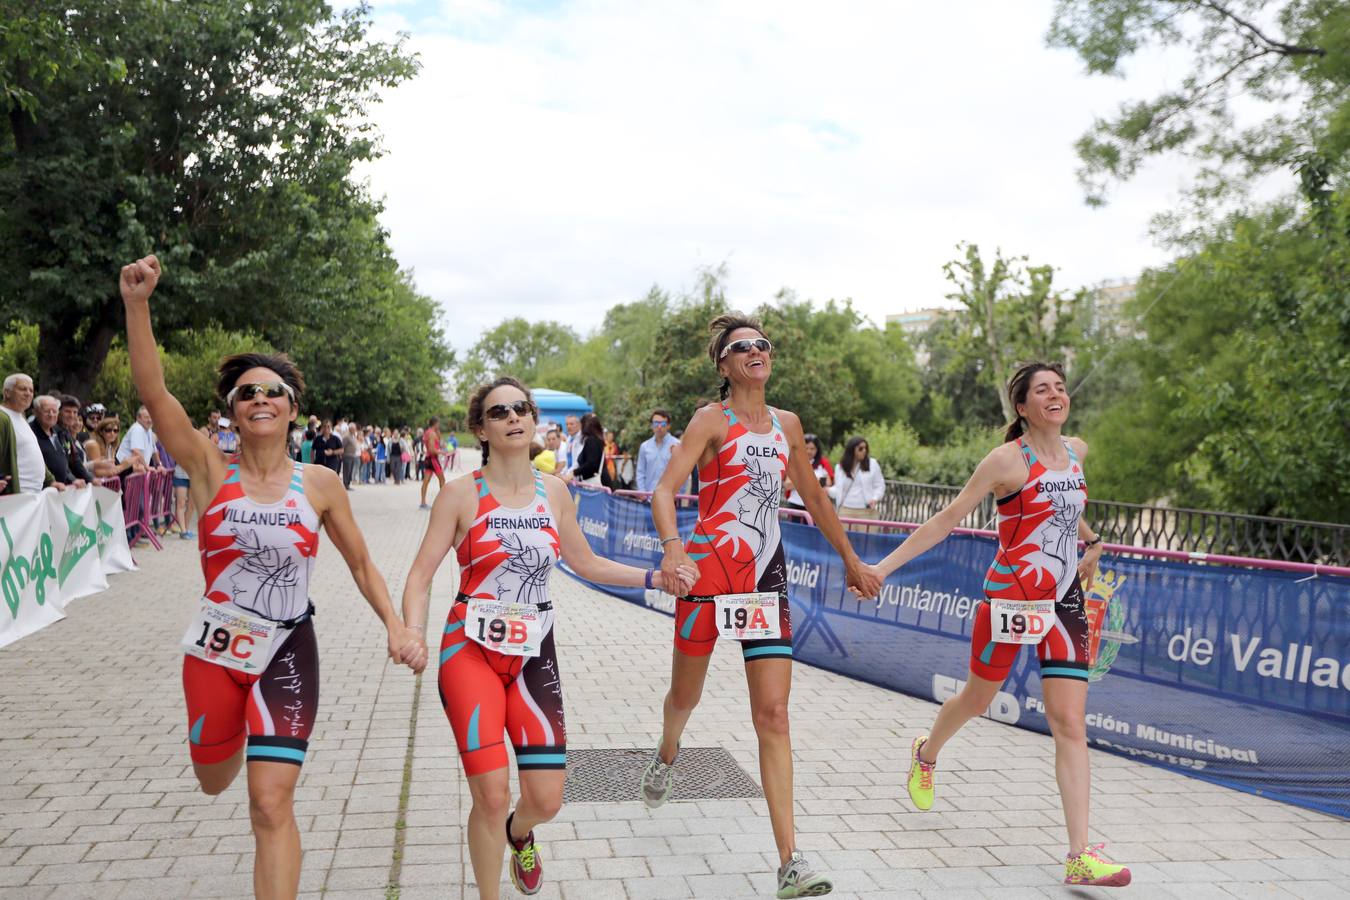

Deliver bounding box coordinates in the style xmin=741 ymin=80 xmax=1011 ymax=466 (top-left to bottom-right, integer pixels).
xmin=566 ymin=489 xmax=1350 ymax=818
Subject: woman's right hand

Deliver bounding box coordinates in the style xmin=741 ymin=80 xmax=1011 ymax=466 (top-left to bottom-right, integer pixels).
xmin=661 ymin=544 xmax=696 ymax=597
xmin=119 ymin=255 xmax=161 ymax=306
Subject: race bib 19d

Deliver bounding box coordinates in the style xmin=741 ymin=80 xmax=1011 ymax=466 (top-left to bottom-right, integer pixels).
xmin=714 ymin=592 xmax=782 ymax=641
xmin=182 ymin=601 xmax=278 ymax=672
xmin=465 ymin=598 xmax=547 ymax=657
xmin=989 ymin=598 xmax=1057 ymax=645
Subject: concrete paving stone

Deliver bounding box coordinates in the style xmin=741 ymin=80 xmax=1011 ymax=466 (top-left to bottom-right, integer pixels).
xmin=166 ymin=854 xmax=240 ymax=877
xmin=111 ymin=876 xmax=197 ymax=899
xmin=98 ymin=857 xmax=175 ymax=880
xmin=28 ymin=861 xmax=109 ymax=885
xmin=681 ymin=873 xmax=759 ymax=897
xmin=186 ymin=872 xmax=255 ymax=897
xmin=15 ymin=843 xmax=92 ymax=866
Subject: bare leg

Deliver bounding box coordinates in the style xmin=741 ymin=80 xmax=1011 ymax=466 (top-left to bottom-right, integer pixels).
xmin=919 ymin=671 xmax=1003 ymax=763
xmin=1043 ymin=677 xmax=1091 ymax=855
xmin=465 ymin=769 xmax=512 ymax=900
xmin=192 ymin=747 xmax=245 ymax=795
xmin=745 ymin=657 xmax=795 ymax=865
xmin=247 ymin=760 xmax=303 ymax=900
xmin=512 ymin=769 xmax=565 ymax=838
xmin=659 ymin=650 xmax=712 ymax=764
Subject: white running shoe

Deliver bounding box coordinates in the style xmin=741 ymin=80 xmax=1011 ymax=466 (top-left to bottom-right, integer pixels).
xmin=640 ymin=744 xmax=677 ymax=808
xmin=776 ymin=850 xmax=833 ymax=898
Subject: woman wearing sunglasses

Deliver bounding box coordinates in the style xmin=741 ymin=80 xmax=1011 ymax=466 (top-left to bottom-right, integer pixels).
xmin=120 ymin=255 xmax=422 ymax=900
xmin=640 ymin=313 xmax=884 ymax=898
xmin=399 ymin=376 xmax=696 ymax=900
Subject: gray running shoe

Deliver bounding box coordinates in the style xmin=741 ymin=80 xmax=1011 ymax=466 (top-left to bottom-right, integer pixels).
xmin=776 ymin=850 xmax=833 ymax=898
xmin=640 ymin=744 xmax=677 ymax=808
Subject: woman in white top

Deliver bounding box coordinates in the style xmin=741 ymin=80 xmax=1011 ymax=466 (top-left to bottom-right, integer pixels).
xmin=832 ymin=435 xmax=885 ymax=521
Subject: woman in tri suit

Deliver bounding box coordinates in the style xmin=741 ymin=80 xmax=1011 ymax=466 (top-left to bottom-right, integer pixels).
xmin=399 ymin=376 xmax=694 ymax=900
xmin=641 ymin=313 xmax=883 ymax=899
xmin=119 ymin=255 xmax=423 ymax=899
xmin=862 ymin=361 xmax=1130 ymax=888
xmin=419 ymin=415 xmax=446 ymax=509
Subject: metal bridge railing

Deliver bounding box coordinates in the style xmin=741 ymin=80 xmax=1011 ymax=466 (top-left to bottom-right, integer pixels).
xmin=877 ymin=481 xmax=1350 ymax=567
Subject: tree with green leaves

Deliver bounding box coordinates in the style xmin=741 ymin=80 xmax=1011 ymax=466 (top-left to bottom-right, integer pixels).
xmin=1084 ymin=188 xmax=1350 ymax=522
xmin=1047 ymin=0 xmax=1349 ymax=215
xmin=455 ymin=319 xmax=579 ymax=397
xmin=0 ymin=0 xmax=419 ymax=396
xmin=939 ymin=243 xmax=1084 ymax=421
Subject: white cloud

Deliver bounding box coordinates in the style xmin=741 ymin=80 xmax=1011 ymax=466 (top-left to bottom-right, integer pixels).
xmin=358 ymin=0 xmax=1211 ymax=352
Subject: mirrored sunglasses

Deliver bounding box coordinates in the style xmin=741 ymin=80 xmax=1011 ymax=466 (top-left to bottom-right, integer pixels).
xmin=226 ymin=380 xmax=295 ymax=406
xmin=718 ymin=337 xmax=773 ymax=359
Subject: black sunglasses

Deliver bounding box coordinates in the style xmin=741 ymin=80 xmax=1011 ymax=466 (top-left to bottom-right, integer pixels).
xmin=718 ymin=337 xmax=773 ymax=359
xmin=485 ymin=400 xmax=536 ymax=421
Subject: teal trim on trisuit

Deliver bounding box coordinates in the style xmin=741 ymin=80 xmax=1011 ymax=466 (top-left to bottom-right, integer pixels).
xmin=516 ymin=753 xmax=567 ymax=765
xmin=444 ymin=620 xmax=464 ymax=635
xmin=742 ymin=645 xmax=792 ymax=659
xmin=440 ymin=641 xmax=468 ymax=665
xmin=978 ymin=642 xmax=997 ymax=665
xmin=983 ymin=580 xmax=1013 ymax=592
xmin=466 ymin=705 xmax=482 ymax=751
xmin=990 ymin=562 xmax=1017 ymax=575
xmin=687 ymin=552 xmax=710 ymax=562
xmin=689 ymin=533 xmax=716 ymax=544
xmin=247 ymin=745 xmax=306 ymax=763
xmin=189 ymin=714 xmax=205 ymax=745
xmin=679 ymin=605 xmax=702 ymax=640
xmin=1040 ymin=666 xmax=1089 ymax=680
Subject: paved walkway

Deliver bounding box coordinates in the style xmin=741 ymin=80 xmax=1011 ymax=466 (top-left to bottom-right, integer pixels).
xmin=2 ymin=469 xmax=1348 ymax=899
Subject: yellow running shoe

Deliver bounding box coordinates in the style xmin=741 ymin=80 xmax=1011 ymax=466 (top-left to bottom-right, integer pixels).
xmin=1064 ymin=843 xmax=1131 ymax=887
xmin=906 ymin=735 xmax=935 ymax=811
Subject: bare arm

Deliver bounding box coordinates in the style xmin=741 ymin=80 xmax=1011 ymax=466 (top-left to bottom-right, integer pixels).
xmin=119 ymin=256 xmax=219 ymax=485
xmin=873 ymin=444 xmax=1019 ymax=579
xmin=1070 ymin=437 xmax=1103 ymax=589
xmin=401 ymin=475 xmax=471 ymax=645
xmin=549 ymin=479 xmax=694 ymax=592
xmin=779 ymin=411 xmax=882 ymax=598
xmin=309 ymin=465 xmax=421 ymax=669
xmin=652 ymin=406 xmax=722 ymax=593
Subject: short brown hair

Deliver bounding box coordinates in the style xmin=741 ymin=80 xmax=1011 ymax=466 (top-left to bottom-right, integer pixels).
xmin=216 ymin=353 xmax=305 ymax=408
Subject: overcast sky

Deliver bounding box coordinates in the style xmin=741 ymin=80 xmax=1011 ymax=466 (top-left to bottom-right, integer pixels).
xmin=359 ymin=0 xmax=1197 ymax=352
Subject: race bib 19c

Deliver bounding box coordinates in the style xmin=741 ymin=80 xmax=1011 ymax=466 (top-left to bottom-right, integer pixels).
xmin=714 ymin=592 xmax=782 ymax=641
xmin=182 ymin=601 xmax=278 ymax=672
xmin=989 ymin=598 xmax=1057 ymax=645
xmin=465 ymin=598 xmax=546 ymax=657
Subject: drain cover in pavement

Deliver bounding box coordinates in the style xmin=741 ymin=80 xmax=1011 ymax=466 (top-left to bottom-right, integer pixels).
xmin=562 ymin=747 xmax=764 ymax=803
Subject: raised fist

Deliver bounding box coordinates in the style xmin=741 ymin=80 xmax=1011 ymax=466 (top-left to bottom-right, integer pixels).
xmin=119 ymin=255 xmax=162 ymax=305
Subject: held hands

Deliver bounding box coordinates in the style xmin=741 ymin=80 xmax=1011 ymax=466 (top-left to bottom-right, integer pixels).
xmin=389 ymin=624 xmax=429 ymax=674
xmin=119 ymin=255 xmax=161 ymax=305
xmin=845 ymin=559 xmax=884 ymax=601
xmin=653 ymin=562 xmax=698 ymax=596
xmin=660 ymin=545 xmax=698 ymax=596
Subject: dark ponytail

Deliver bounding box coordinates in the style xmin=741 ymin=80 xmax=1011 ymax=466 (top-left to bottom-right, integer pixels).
xmin=1003 ymin=361 xmax=1066 ymax=442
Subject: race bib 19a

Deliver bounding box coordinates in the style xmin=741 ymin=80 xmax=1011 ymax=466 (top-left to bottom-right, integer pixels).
xmin=182 ymin=601 xmax=278 ymax=672
xmin=465 ymin=598 xmax=547 ymax=657
xmin=714 ymin=592 xmax=782 ymax=641
xmin=989 ymin=598 xmax=1057 ymax=645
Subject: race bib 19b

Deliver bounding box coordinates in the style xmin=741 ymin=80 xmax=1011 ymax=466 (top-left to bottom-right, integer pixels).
xmin=465 ymin=598 xmax=547 ymax=657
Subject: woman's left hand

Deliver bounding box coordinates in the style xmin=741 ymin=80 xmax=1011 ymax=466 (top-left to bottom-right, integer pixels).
xmin=653 ymin=564 xmax=698 ymax=596
xmin=1078 ymin=544 xmax=1104 ymax=591
xmin=388 ymin=624 xmax=429 ymax=674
